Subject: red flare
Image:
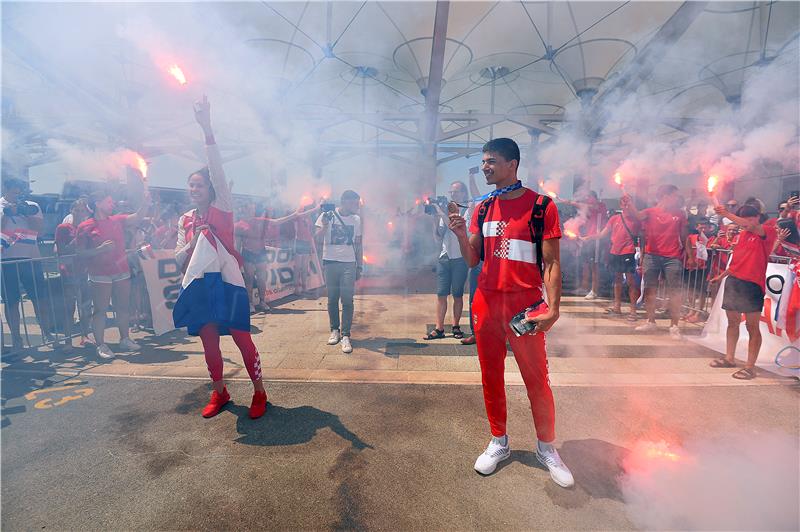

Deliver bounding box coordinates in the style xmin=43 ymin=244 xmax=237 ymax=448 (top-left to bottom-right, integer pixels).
xmin=168 ymin=64 xmax=187 ymax=85
xmin=707 ymin=175 xmax=719 ymax=194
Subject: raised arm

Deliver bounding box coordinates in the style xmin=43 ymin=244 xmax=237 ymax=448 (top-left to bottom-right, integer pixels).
xmin=194 ymin=95 xmax=232 ymax=212
xmin=468 ymin=169 xmax=481 ymax=197
xmin=713 ymin=205 xmax=764 ymax=236
xmin=620 ymin=194 xmax=646 ymax=222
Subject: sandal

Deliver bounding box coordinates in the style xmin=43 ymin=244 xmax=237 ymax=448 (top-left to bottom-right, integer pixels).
xmin=452 ymin=325 xmax=464 ymax=339
xmin=732 ymin=367 xmax=756 ymax=380
xmin=423 ymin=328 xmax=446 ymax=340
xmin=709 ymin=357 xmax=736 ymax=368
xmin=605 ymin=307 xmax=622 ymax=314
xmin=626 ymin=313 xmax=638 ymax=322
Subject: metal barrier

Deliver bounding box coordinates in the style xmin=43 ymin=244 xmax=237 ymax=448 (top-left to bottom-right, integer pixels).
xmin=1 ymin=254 xmax=90 ymax=351
xmin=654 ymin=247 xmax=794 ymax=320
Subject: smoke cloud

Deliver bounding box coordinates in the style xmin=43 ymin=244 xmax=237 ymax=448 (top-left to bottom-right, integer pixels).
xmin=621 ymin=433 xmax=799 ymax=531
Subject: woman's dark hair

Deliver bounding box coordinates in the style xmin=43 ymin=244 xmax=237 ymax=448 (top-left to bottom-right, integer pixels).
xmin=188 ymin=167 xmax=216 ymax=203
xmin=341 ymin=189 xmax=360 ymax=202
xmin=87 ymin=188 xmax=112 ymax=218
xmin=736 ymin=204 xmax=761 ymax=218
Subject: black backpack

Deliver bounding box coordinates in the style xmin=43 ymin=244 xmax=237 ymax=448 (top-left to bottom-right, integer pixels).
xmin=476 ymin=193 xmax=552 ymax=276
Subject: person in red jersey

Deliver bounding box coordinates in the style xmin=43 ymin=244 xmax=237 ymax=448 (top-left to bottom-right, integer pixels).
xmin=76 ymin=188 xmax=150 ymax=359
xmin=708 ymin=203 xmax=781 ymax=380
xmin=448 ymin=138 xmax=573 ymax=488
xmin=581 ymin=210 xmax=641 ymax=320
xmin=621 ymin=185 xmax=688 ymax=339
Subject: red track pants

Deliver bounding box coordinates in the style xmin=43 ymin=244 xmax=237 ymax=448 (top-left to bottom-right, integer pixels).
xmin=472 ymin=288 xmax=556 ymax=443
xmin=199 ymin=324 xmax=263 ymax=383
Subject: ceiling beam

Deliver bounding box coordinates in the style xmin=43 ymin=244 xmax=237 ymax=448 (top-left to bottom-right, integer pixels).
xmin=423 ymin=1 xmax=450 ymax=146
xmin=584 ymin=1 xmax=709 ymax=139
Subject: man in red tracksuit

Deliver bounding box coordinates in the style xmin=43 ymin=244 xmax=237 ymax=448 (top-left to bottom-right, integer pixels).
xmin=448 ymin=138 xmax=573 ymax=488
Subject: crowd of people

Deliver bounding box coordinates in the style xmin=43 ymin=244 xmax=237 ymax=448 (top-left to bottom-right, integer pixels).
xmin=2 ymin=103 xmax=798 ymax=487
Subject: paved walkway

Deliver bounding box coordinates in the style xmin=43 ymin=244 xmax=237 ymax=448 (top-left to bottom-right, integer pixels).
xmin=2 ymin=294 xmax=798 ymax=530
xmin=3 ymin=296 xmax=794 ymax=388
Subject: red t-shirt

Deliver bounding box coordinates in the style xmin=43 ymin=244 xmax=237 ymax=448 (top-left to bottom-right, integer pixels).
xmin=581 ymin=201 xmax=608 ymax=237
xmin=153 ymin=224 xmax=178 ymax=250
xmin=641 ymin=207 xmax=687 ymax=258
xmin=235 ymin=217 xmax=280 ymax=252
xmin=606 ymin=213 xmax=639 ymax=255
xmin=55 ymin=223 xmax=81 ymax=277
xmin=76 ymin=215 xmax=130 ymax=276
xmin=727 ymin=224 xmax=779 ymax=291
xmin=469 ymin=189 xmax=561 ymax=294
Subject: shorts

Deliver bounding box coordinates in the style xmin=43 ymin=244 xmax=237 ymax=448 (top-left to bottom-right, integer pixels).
xmin=436 ymin=256 xmax=468 ymax=297
xmin=642 ymin=254 xmax=683 ymax=290
xmin=580 ymin=241 xmax=599 ymax=263
xmin=609 ymin=253 xmax=637 ymax=274
xmin=88 ymin=272 xmax=131 ymax=284
xmin=1 ymin=260 xmax=46 ymax=305
xmin=722 ymin=276 xmax=764 ymax=313
xmin=242 ymin=248 xmax=269 ymax=264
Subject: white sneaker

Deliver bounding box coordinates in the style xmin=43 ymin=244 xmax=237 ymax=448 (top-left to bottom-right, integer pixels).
xmin=635 ymin=321 xmax=658 ymax=332
xmin=327 ymin=330 xmax=341 ymax=345
xmin=97 ymin=343 xmax=115 ymax=359
xmin=536 ymin=443 xmax=574 ymax=488
xmin=341 ymin=336 xmax=353 ymax=354
xmin=119 ymin=338 xmax=140 ymax=351
xmin=584 ymin=290 xmax=597 ymax=300
xmin=474 ymin=436 xmax=511 ymax=475
xmin=669 ymin=325 xmax=683 ymax=340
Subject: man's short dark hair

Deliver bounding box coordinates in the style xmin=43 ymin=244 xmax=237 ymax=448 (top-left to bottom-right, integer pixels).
xmin=736 ymin=205 xmax=760 ymax=218
xmin=341 ymin=190 xmax=360 ymax=202
xmin=656 ymin=184 xmax=678 ymax=199
xmin=482 ymin=138 xmax=520 ymax=164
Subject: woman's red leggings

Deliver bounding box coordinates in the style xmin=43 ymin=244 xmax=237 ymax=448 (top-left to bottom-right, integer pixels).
xmin=198 ymin=323 xmax=262 ymax=382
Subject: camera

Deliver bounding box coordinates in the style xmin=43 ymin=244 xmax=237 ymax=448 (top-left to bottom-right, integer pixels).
xmin=321 ymin=202 xmax=335 ymax=213
xmin=509 ymin=300 xmax=549 ymax=337
xmin=3 ymin=201 xmax=39 ymax=217
xmin=424 ymin=196 xmax=448 ymax=215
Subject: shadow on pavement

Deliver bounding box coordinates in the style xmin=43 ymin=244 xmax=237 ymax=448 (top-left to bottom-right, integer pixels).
xmin=352 ymin=336 xmax=419 ymax=358
xmin=232 ymin=403 xmax=374 ymax=450
xmin=490 ymin=438 xmax=630 ymax=509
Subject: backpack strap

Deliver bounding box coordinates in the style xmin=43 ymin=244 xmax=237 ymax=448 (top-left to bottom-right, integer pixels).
xmin=476 ymin=197 xmax=496 ymax=261
xmin=528 ymin=194 xmax=552 ymax=277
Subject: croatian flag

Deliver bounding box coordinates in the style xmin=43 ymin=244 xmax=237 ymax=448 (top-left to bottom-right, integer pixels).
xmin=172 ymin=230 xmax=250 ymax=335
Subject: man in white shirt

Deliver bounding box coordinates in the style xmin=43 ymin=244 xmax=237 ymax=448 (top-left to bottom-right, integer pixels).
xmin=424 ymin=181 xmax=470 ymax=341
xmin=315 ymin=190 xmax=363 ymax=354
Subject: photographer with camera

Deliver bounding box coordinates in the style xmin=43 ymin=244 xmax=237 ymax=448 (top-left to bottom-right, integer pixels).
xmin=423 ymin=181 xmax=470 ymax=341
xmin=448 ymin=138 xmax=573 ymax=488
xmin=315 ymin=190 xmax=363 ymax=354
xmin=1 ymin=177 xmax=53 ymax=349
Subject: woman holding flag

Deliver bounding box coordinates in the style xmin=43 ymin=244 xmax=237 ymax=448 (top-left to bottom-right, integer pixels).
xmin=173 ymin=96 xmax=267 ymax=419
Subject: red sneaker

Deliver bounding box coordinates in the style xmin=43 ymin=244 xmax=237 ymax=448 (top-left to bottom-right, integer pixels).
xmin=201 ymin=387 xmax=230 ymax=418
xmin=249 ymin=390 xmax=268 ymax=419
